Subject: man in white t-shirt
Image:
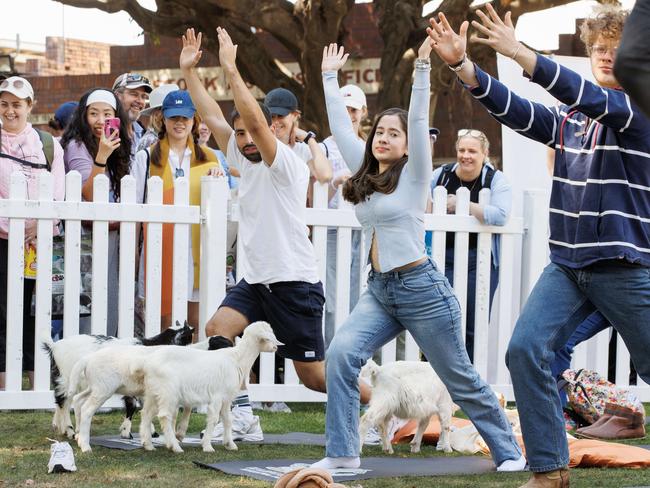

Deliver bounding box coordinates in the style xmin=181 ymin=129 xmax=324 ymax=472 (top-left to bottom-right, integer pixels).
xmin=181 ymin=28 xmax=353 ymax=438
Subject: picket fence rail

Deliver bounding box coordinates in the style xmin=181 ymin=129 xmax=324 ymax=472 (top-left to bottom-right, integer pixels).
xmin=0 ymin=171 xmax=647 ymax=410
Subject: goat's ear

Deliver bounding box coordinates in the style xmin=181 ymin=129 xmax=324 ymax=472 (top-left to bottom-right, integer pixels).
xmin=184 ymin=320 xmax=189 ymax=328
xmin=188 ymin=326 xmax=195 ymax=333
xmin=175 ymin=320 xmax=181 ymax=328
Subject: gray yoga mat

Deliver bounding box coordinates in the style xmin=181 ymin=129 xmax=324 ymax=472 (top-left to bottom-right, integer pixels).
xmin=194 ymin=456 xmax=496 ymax=482
xmin=90 ymin=432 xmax=326 ymax=450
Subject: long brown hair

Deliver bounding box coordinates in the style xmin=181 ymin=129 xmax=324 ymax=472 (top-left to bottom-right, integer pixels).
xmin=150 ymin=113 xmax=208 ymax=167
xmin=342 ymin=108 xmax=408 ymax=205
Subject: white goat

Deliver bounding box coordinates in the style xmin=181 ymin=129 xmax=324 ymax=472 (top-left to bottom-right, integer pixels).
xmin=41 ymin=323 xmax=194 ymax=439
xmin=359 ymin=359 xmax=457 ymax=454
xmin=66 ymin=334 xmax=224 ymax=453
xmin=138 ymin=321 xmax=281 ymax=453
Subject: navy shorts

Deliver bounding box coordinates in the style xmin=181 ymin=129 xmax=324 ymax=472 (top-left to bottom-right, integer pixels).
xmin=220 ymin=279 xmax=325 ymax=362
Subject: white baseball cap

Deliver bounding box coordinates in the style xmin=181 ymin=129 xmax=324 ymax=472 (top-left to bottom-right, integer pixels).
xmin=340 ymin=84 xmax=366 ymax=110
xmin=141 ymin=83 xmax=180 ymax=116
xmin=0 ymin=76 xmax=34 ymax=102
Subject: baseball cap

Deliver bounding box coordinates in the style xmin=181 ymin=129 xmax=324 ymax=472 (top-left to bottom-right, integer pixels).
xmin=0 ymin=76 xmax=34 ymax=101
xmin=141 ymin=83 xmax=180 ymax=116
xmin=264 ymin=88 xmax=299 ymax=116
xmin=161 ymin=90 xmax=196 ymax=119
xmin=112 ymin=73 xmax=153 ymax=93
xmin=54 ymin=101 xmax=78 ymax=127
xmin=340 ymin=84 xmax=366 ymax=110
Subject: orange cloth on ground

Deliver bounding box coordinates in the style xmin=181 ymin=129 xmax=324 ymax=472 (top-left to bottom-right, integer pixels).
xmin=392 ymin=415 xmax=650 ymax=469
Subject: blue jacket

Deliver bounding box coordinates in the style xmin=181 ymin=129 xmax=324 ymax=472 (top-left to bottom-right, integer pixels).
xmin=467 ymin=54 xmax=650 ymax=268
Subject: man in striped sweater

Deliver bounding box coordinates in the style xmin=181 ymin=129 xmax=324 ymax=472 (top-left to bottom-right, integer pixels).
xmin=429 ymin=4 xmax=650 ymax=488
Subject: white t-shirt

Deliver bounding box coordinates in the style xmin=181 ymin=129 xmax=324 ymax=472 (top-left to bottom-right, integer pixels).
xmin=226 ymin=133 xmax=319 ymax=284
xmin=320 ymin=136 xmax=353 ymax=209
xmin=291 ymin=141 xmax=312 ymax=164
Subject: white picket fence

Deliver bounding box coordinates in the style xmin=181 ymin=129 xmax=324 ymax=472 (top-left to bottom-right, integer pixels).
xmin=1 ymin=172 xmax=648 ymax=410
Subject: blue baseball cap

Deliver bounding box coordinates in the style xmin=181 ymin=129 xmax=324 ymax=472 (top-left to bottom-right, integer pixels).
xmin=264 ymin=88 xmax=299 ymax=116
xmin=162 ymin=90 xmax=196 ymax=119
xmin=54 ymin=101 xmax=78 ymax=127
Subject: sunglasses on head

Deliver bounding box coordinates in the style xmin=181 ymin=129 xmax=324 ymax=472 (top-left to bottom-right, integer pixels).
xmin=119 ymin=73 xmax=151 ymax=87
xmin=0 ymin=78 xmax=25 ymax=90
xmin=458 ymin=129 xmax=487 ymax=139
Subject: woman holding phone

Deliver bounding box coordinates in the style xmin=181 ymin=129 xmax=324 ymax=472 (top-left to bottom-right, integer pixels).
xmin=61 ymin=88 xmax=132 ymax=336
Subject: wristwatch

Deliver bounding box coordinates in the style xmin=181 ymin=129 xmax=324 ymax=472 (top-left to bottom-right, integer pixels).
xmin=303 ymin=131 xmax=316 ymax=144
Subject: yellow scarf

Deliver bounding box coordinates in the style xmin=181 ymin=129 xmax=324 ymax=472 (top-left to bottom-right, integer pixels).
xmin=146 ymin=136 xmax=220 ymax=315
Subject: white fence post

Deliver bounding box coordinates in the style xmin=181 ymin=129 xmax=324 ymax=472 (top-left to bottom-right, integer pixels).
xmin=91 ymin=175 xmax=110 ymax=335
xmin=118 ymin=176 xmax=137 ymax=339
xmin=63 ymin=171 xmax=82 ymax=338
xmin=172 ymin=177 xmax=190 ymax=327
xmin=520 ymin=190 xmax=549 ymax=305
xmin=453 ymin=188 xmax=470 ymax=338
xmin=473 ymin=188 xmax=492 ymax=377
xmin=33 ymin=172 xmax=54 ymax=391
xmin=144 ymin=177 xmax=163 ymax=336
xmin=5 ymin=172 xmax=27 ymax=391
xmin=199 ymin=176 xmax=229 ymax=339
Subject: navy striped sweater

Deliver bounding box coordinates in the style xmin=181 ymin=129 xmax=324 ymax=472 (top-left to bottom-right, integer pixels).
xmin=468 ymin=54 xmax=650 ymax=268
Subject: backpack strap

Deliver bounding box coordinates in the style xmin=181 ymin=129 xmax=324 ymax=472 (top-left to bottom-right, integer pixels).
xmin=35 ymin=129 xmax=54 ymax=171
xmin=143 ymin=148 xmax=151 ymax=204
xmin=482 ymin=163 xmax=496 ymax=189
xmin=435 ymin=163 xmax=456 ymax=187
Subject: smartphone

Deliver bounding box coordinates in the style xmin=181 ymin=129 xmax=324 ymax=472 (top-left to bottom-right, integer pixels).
xmin=104 ymin=117 xmax=121 ymax=138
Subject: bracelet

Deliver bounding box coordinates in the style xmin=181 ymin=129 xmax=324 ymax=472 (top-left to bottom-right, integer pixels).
xmin=303 ymin=131 xmax=316 ymax=144
xmin=510 ymin=43 xmax=522 ymax=60
xmin=93 ymin=161 xmax=107 ymax=168
xmin=448 ymin=54 xmax=468 ymax=72
xmin=414 ymin=58 xmax=431 ymax=69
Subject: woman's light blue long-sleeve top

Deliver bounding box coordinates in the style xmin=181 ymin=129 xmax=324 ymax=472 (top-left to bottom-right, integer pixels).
xmin=322 ymin=65 xmax=432 ymax=272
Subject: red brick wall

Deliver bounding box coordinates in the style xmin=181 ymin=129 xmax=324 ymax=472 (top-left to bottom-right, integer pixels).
xmin=23 ymin=37 xmax=110 ymax=77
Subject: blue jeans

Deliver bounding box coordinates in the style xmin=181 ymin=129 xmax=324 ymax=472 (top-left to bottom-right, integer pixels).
xmin=324 ymin=228 xmax=362 ymax=347
xmin=550 ymin=311 xmax=611 ymax=407
xmin=507 ymin=261 xmax=650 ymax=472
xmin=325 ymin=259 xmax=521 ymax=464
xmin=445 ymin=247 xmax=499 ymax=360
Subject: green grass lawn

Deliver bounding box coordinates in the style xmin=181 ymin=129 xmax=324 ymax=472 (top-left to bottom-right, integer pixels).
xmin=1 ymin=404 xmax=650 ymax=487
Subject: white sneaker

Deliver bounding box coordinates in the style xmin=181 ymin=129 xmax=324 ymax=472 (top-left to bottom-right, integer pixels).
xmin=47 ymin=440 xmax=77 ymax=473
xmin=250 ymin=402 xmax=264 ymax=411
xmin=363 ymin=416 xmax=407 ymax=445
xmin=363 ymin=425 xmax=382 ymax=445
xmin=202 ymin=406 xmax=264 ymax=442
xmin=263 ymin=402 xmax=292 ymax=413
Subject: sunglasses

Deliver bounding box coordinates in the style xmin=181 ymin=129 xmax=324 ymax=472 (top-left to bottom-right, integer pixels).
xmin=0 ymin=78 xmax=26 ymax=90
xmin=118 ymin=73 xmax=151 ymax=87
xmin=457 ymin=129 xmax=486 ymax=138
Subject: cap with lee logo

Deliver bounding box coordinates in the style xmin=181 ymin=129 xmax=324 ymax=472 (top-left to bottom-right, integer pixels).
xmin=264 ymin=88 xmax=299 ymax=117
xmin=161 ymin=90 xmax=196 ymax=119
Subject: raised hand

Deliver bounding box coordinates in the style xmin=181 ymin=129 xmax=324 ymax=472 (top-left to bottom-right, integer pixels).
xmin=321 ymin=43 xmax=349 ymax=73
xmin=471 ymin=3 xmax=520 ymax=58
xmin=216 ymin=27 xmax=237 ymax=72
xmin=96 ymin=129 xmax=120 ymax=165
xmin=417 ymin=36 xmax=435 ymax=60
xmin=427 ymin=13 xmax=469 ymax=66
xmin=180 ymin=28 xmax=203 ymax=71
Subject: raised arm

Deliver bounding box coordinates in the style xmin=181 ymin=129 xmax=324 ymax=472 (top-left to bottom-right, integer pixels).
xmin=407 ymin=38 xmax=433 ymax=184
xmin=180 ymin=29 xmax=233 ymax=155
xmin=217 ymin=27 xmax=277 ymax=166
xmin=321 ymin=44 xmax=365 ymax=173
xmin=294 ymin=127 xmax=333 ymax=183
xmin=428 ymin=12 xmax=556 ymax=146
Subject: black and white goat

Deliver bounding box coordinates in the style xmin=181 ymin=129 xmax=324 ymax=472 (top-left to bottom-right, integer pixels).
xmin=42 ymin=322 xmax=194 ymax=439
xmin=359 ymin=359 xmax=457 ymax=454
xmin=138 ymin=321 xmax=281 ymax=453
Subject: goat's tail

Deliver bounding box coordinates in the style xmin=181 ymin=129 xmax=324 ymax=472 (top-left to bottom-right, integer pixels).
xmin=40 ymin=328 xmax=55 ymax=352
xmin=67 ymin=356 xmax=88 ymax=399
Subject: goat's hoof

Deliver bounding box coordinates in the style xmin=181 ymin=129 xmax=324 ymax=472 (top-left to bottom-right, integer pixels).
xmin=171 ymin=446 xmax=184 ymax=453
xmin=65 ymin=428 xmax=76 ymax=439
xmin=202 ymin=445 xmax=215 ymax=453
xmin=410 ymin=446 xmax=421 ymax=454
xmin=224 ymin=442 xmax=238 ymax=451
xmin=80 ymin=446 xmax=92 ymax=454
xmin=143 ymin=444 xmax=155 ymax=451
xmin=119 ymin=431 xmax=132 ymax=439
xmin=382 ymin=448 xmax=394 ymax=455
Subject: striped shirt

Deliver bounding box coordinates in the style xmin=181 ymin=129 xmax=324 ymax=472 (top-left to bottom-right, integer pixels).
xmin=467 ymin=54 xmax=650 ymax=268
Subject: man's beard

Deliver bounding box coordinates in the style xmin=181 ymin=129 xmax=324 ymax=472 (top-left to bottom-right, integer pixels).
xmin=239 ymin=144 xmax=262 ymax=163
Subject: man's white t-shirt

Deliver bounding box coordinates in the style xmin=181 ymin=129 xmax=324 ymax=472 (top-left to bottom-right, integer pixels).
xmin=226 ymin=133 xmax=319 ymax=285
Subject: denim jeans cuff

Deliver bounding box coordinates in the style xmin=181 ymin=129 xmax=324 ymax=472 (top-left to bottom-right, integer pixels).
xmin=528 ymin=460 xmax=569 ymax=473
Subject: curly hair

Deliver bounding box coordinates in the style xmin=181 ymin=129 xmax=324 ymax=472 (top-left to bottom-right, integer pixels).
xmin=579 ymin=4 xmax=628 ymax=54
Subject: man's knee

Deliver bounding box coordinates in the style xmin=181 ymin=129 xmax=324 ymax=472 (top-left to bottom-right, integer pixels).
xmin=296 ymin=362 xmax=327 ymax=393
xmin=204 ymin=307 xmax=248 ymax=340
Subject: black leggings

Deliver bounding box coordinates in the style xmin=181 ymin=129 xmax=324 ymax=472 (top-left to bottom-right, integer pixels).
xmin=615 ymin=0 xmax=650 ymax=118
xmin=0 ymin=238 xmax=36 ymax=373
